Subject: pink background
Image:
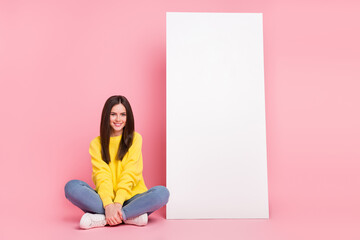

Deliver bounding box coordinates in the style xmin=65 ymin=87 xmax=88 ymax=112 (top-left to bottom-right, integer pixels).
xmin=1 ymin=0 xmax=359 ymax=239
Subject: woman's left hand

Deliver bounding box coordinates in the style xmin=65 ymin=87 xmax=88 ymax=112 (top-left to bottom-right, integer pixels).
xmin=114 ymin=202 xmax=123 ymax=221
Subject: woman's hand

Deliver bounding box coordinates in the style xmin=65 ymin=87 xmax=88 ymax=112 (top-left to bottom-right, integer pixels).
xmin=104 ymin=203 xmax=122 ymax=226
xmin=114 ymin=203 xmax=123 ymax=221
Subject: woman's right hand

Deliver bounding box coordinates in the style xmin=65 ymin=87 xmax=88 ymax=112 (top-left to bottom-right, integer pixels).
xmin=104 ymin=203 xmax=122 ymax=226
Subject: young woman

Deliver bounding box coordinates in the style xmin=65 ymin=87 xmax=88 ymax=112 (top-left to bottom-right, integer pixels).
xmin=64 ymin=95 xmax=170 ymax=229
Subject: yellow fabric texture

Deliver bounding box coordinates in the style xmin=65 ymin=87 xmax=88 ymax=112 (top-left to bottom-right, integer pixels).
xmin=89 ymin=132 xmax=148 ymax=207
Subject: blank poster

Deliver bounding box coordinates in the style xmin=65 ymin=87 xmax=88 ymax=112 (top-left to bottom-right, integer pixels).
xmin=166 ymin=12 xmax=268 ymax=219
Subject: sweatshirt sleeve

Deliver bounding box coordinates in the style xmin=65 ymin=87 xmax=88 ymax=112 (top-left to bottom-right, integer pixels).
xmin=89 ymin=138 xmax=114 ymax=207
xmin=114 ymin=133 xmax=143 ymax=205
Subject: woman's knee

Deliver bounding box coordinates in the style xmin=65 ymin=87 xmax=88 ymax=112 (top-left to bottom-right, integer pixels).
xmin=64 ymin=179 xmax=84 ymax=199
xmin=151 ymin=185 xmax=170 ymax=204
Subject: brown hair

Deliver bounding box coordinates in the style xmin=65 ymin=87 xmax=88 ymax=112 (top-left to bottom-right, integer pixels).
xmin=100 ymin=95 xmax=135 ymax=163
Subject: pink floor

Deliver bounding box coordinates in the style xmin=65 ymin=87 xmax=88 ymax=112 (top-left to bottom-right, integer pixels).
xmin=3 ymin=208 xmax=358 ymax=240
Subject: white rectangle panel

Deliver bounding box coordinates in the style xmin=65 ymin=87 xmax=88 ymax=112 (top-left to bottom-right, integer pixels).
xmin=166 ymin=12 xmax=268 ymax=219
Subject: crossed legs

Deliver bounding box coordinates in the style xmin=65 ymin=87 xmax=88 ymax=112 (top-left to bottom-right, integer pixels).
xmin=65 ymin=179 xmax=169 ymax=225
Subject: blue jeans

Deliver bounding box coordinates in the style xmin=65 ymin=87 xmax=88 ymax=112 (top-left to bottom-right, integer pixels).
xmin=64 ymin=179 xmax=170 ymax=221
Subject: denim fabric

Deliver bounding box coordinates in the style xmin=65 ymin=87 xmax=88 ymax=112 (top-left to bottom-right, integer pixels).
xmin=65 ymin=179 xmax=170 ymax=221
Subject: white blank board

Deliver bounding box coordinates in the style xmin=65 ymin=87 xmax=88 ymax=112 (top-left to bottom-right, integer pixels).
xmin=166 ymin=12 xmax=269 ymax=219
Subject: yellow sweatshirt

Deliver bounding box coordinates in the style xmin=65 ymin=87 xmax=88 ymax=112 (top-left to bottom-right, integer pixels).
xmin=89 ymin=131 xmax=148 ymax=207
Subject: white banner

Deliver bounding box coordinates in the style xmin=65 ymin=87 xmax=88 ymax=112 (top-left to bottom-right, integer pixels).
xmin=166 ymin=12 xmax=269 ymax=219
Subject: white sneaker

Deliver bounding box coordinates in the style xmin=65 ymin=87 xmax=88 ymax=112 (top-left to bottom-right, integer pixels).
xmin=80 ymin=213 xmax=107 ymax=229
xmin=124 ymin=213 xmax=148 ymax=226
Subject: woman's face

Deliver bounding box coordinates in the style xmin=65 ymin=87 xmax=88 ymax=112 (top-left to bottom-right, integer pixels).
xmin=109 ymin=103 xmax=127 ymax=136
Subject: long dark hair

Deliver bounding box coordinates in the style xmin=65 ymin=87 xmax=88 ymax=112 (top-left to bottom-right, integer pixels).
xmin=100 ymin=95 xmax=135 ymax=164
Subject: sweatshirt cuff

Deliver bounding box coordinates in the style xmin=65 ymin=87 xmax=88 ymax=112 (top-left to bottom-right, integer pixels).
xmin=101 ymin=197 xmax=113 ymax=208
xmin=114 ymin=190 xmax=127 ymax=205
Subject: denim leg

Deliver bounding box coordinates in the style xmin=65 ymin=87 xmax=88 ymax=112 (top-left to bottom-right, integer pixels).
xmin=121 ymin=185 xmax=170 ymax=221
xmin=64 ymin=179 xmax=105 ymax=214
